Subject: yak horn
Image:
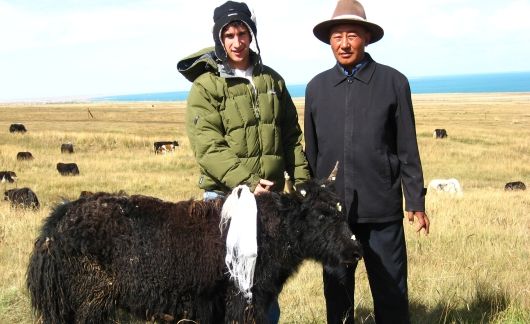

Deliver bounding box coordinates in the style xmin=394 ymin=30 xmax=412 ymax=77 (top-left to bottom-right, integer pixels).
xmin=328 ymin=161 xmax=339 ymax=181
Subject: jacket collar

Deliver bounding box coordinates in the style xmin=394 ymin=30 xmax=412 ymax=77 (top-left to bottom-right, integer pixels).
xmin=219 ymin=51 xmax=262 ymax=79
xmin=332 ymin=52 xmax=375 ymax=86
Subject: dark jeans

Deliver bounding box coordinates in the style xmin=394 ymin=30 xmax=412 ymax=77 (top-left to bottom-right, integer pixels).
xmin=267 ymin=298 xmax=280 ymax=323
xmin=323 ymin=220 xmax=409 ymax=324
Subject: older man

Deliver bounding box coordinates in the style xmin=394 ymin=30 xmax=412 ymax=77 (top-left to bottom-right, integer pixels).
xmin=304 ymin=0 xmax=430 ymax=323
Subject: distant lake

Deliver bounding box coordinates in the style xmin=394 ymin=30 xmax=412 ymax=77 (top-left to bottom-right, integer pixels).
xmin=93 ymin=71 xmax=530 ymax=102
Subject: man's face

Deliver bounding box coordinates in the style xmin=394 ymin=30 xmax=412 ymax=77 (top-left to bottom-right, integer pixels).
xmin=222 ymin=23 xmax=251 ymax=70
xmin=329 ymin=24 xmax=370 ymax=70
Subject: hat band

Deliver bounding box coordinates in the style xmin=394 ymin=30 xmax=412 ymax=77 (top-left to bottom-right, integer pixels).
xmin=332 ymin=14 xmax=367 ymax=21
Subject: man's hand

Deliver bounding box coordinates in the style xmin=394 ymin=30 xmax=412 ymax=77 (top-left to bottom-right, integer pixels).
xmin=407 ymin=211 xmax=430 ymax=235
xmin=254 ymin=179 xmax=273 ymax=195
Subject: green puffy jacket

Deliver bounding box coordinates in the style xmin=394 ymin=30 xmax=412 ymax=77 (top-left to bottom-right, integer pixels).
xmin=177 ymin=47 xmax=310 ymax=193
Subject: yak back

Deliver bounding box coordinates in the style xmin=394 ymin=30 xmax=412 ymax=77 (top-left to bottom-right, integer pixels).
xmin=39 ymin=193 xmax=227 ymax=288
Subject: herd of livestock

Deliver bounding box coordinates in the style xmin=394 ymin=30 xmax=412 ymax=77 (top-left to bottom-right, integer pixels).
xmin=3 ymin=124 xmax=525 ymax=210
xmin=2 ymin=123 xmax=181 ymax=209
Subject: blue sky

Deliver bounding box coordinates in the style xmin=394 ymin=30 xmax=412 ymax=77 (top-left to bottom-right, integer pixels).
xmin=1 ymin=0 xmax=530 ymax=101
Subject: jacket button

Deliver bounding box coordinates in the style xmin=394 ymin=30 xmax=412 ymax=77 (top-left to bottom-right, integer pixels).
xmin=347 ymin=78 xmax=353 ymax=83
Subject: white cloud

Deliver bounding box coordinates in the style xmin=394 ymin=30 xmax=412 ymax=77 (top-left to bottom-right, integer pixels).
xmin=490 ymin=0 xmax=530 ymax=30
xmin=1 ymin=0 xmax=530 ymax=101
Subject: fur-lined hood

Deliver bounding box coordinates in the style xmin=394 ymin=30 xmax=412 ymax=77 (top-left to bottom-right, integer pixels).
xmin=177 ymin=46 xmax=262 ymax=83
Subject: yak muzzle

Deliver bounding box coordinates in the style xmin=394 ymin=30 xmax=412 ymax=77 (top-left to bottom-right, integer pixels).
xmin=344 ymin=234 xmax=363 ymax=264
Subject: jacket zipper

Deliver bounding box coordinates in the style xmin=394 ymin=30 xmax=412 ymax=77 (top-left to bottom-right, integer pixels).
xmin=247 ymin=83 xmax=260 ymax=119
xmin=246 ymin=80 xmax=263 ymax=175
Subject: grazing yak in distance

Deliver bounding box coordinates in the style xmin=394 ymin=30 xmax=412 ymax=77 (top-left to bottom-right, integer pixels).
xmin=154 ymin=140 xmax=179 ymax=154
xmin=56 ymin=162 xmax=80 ymax=176
xmin=4 ymin=187 xmax=40 ymax=209
xmin=504 ymin=181 xmax=526 ymax=191
xmin=27 ymin=178 xmax=362 ymax=323
xmin=9 ymin=123 xmax=27 ymax=133
xmin=428 ymin=178 xmax=463 ymax=197
xmin=433 ymin=128 xmax=448 ymax=139
xmin=16 ymin=151 xmax=34 ymax=161
xmin=60 ymin=143 xmax=74 ymax=154
xmin=0 ymin=171 xmax=17 ymax=183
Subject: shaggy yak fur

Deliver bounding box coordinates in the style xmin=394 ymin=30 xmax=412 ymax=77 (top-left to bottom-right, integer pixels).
xmin=27 ymin=179 xmax=362 ymax=323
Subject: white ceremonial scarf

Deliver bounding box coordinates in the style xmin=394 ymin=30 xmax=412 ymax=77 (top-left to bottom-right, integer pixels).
xmin=220 ymin=185 xmax=258 ymax=302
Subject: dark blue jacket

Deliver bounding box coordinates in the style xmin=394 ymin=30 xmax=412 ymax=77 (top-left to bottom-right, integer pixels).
xmin=304 ymin=53 xmax=426 ymax=223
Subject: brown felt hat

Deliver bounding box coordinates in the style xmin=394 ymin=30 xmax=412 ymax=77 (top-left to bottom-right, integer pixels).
xmin=313 ymin=0 xmax=384 ymax=44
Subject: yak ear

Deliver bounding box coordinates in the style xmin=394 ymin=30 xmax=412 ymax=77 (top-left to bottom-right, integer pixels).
xmin=293 ymin=183 xmax=309 ymax=200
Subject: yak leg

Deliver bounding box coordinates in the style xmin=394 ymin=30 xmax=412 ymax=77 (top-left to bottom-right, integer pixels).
xmin=195 ymin=295 xmax=224 ymax=324
xmin=70 ymin=258 xmax=116 ymax=323
xmin=74 ymin=280 xmax=116 ymax=324
xmin=224 ymin=286 xmax=267 ymax=323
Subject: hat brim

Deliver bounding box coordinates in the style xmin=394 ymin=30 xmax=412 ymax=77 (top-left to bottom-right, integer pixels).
xmin=313 ymin=19 xmax=384 ymax=44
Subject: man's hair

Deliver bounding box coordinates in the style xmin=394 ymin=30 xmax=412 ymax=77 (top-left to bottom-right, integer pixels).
xmin=222 ymin=21 xmax=250 ymax=37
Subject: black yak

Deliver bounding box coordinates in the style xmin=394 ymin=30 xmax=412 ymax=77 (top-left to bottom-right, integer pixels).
xmin=9 ymin=123 xmax=27 ymax=133
xmin=17 ymin=151 xmax=34 ymax=160
xmin=433 ymin=128 xmax=448 ymax=139
xmin=0 ymin=171 xmax=17 ymax=183
xmin=61 ymin=143 xmax=74 ymax=154
xmin=504 ymin=181 xmax=526 ymax=191
xmin=27 ymin=179 xmax=362 ymax=323
xmin=56 ymin=162 xmax=80 ymax=176
xmin=4 ymin=187 xmax=40 ymax=209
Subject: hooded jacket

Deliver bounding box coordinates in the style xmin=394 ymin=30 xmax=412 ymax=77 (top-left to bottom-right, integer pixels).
xmin=178 ymin=47 xmax=310 ymax=193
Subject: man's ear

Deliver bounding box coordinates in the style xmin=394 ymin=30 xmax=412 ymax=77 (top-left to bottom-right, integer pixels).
xmin=365 ymin=30 xmax=372 ymax=45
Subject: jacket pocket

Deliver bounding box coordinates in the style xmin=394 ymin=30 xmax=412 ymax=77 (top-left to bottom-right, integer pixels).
xmin=386 ymin=153 xmax=400 ymax=188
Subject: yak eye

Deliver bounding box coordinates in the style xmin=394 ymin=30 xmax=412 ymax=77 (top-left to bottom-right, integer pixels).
xmin=336 ymin=203 xmax=342 ymax=212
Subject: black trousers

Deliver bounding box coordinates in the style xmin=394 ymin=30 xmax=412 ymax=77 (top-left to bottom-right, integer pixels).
xmin=323 ymin=220 xmax=409 ymax=324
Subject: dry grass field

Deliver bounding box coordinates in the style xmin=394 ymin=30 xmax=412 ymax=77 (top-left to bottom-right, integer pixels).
xmin=1 ymin=93 xmax=529 ymax=323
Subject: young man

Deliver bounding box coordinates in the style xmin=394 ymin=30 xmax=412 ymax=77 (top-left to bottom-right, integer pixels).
xmin=304 ymin=0 xmax=430 ymax=323
xmin=177 ymin=1 xmax=310 ymax=322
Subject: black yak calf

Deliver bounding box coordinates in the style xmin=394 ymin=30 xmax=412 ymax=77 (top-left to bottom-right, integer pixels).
xmin=27 ymin=179 xmax=362 ymax=323
xmin=4 ymin=187 xmax=40 ymax=209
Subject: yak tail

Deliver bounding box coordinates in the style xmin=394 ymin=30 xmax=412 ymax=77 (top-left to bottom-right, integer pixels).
xmin=26 ymin=203 xmax=73 ymax=324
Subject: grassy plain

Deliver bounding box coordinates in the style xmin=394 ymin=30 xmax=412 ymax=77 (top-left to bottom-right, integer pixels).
xmin=1 ymin=93 xmax=529 ymax=323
